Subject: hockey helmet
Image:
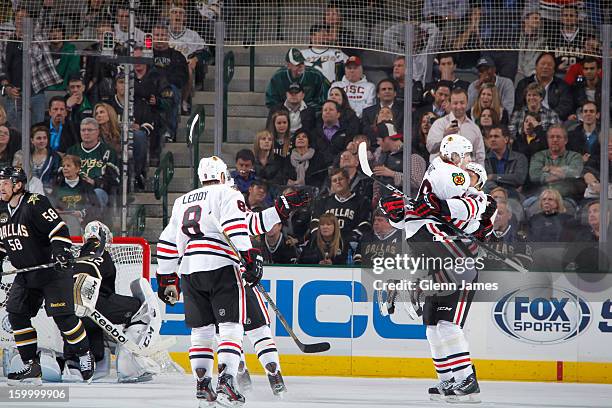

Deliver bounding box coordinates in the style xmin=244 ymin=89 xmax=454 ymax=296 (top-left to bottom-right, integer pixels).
xmin=0 ymin=166 xmax=27 ymax=185
xmin=465 ymin=162 xmax=487 ymax=190
xmin=439 ymin=134 xmax=473 ymax=164
xmin=83 ymin=220 xmax=113 ymax=249
xmin=198 ymin=156 xmax=227 ymax=183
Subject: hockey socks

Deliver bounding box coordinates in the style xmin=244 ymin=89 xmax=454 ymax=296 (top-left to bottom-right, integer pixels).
xmin=190 ymin=325 xmax=215 ymax=379
xmin=217 ymin=322 xmax=243 ymax=377
xmin=426 ymin=325 xmax=453 ymax=382
xmin=434 ymin=321 xmax=474 ymax=381
xmin=245 ymin=325 xmax=281 ymax=375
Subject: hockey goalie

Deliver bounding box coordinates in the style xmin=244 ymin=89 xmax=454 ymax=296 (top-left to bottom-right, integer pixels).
xmin=2 ymin=221 xmax=164 ymax=383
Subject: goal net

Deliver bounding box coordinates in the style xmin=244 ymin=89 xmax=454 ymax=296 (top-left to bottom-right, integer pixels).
xmin=0 ymin=1 xmax=605 ymax=57
xmin=0 ymin=237 xmax=181 ymax=377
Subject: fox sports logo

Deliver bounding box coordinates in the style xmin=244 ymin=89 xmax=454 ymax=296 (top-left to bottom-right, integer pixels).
xmin=493 ymin=286 xmax=591 ymax=344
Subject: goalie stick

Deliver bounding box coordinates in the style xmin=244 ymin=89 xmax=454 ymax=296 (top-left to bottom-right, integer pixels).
xmin=357 ymin=142 xmax=528 ymax=274
xmin=1 ymin=233 xmax=107 ymax=278
xmin=87 ymin=307 xmax=176 ymax=357
xmin=209 ymin=213 xmax=331 ymax=354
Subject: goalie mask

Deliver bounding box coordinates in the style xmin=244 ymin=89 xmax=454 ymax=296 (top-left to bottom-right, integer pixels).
xmin=83 ymin=221 xmax=113 ymax=250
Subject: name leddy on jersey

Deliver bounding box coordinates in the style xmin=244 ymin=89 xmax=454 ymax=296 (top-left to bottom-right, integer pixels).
xmin=182 ymin=191 xmax=208 ymax=204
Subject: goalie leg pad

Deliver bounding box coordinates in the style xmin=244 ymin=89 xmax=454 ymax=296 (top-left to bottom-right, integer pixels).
xmin=116 ymin=324 xmax=160 ymax=383
xmin=190 ymin=324 xmax=215 ymax=380
xmin=127 ymin=278 xmax=162 ymax=349
xmin=245 ymin=325 xmax=280 ymax=375
xmin=217 ymin=322 xmax=243 ymax=378
xmin=73 ymin=273 xmax=101 ymax=318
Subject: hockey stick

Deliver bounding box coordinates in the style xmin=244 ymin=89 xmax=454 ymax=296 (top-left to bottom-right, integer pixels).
xmin=209 ymin=214 xmax=331 ymax=354
xmin=87 ymin=307 xmax=176 ymax=357
xmin=357 ymin=142 xmax=528 ymax=274
xmin=1 ymin=233 xmax=107 ymax=277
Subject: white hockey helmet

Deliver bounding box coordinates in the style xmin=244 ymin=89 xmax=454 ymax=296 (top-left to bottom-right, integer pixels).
xmin=465 ymin=162 xmax=487 ymax=190
xmin=440 ymin=134 xmax=473 ymax=163
xmin=198 ymin=156 xmax=227 ymax=183
xmin=83 ymin=220 xmax=113 ymax=249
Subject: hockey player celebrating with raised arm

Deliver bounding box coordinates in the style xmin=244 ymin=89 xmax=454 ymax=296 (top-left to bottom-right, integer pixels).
xmin=156 ymin=156 xmax=263 ymax=407
xmin=62 ymin=220 xmax=162 ymax=383
xmin=379 ymin=135 xmax=493 ymax=403
xmin=235 ymin=185 xmax=310 ymax=397
xmin=0 ymin=167 xmax=95 ymax=385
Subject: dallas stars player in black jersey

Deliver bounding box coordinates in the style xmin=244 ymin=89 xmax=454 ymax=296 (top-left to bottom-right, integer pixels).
xmin=0 ymin=167 xmax=95 ymax=385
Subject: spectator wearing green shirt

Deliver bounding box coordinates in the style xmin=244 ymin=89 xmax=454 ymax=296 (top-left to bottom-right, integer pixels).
xmin=66 ymin=118 xmax=119 ymax=207
xmin=46 ymin=23 xmax=81 ymax=92
xmin=265 ymin=48 xmax=329 ymax=111
xmin=529 ymin=124 xmax=584 ymax=200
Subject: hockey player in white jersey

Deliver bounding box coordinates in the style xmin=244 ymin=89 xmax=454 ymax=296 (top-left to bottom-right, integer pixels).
xmin=234 ymin=188 xmax=310 ymax=397
xmin=379 ymin=134 xmax=492 ymax=403
xmin=156 ymin=156 xmax=263 ymax=407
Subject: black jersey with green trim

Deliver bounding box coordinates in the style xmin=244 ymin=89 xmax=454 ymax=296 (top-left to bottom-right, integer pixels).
xmin=0 ymin=192 xmax=71 ymax=269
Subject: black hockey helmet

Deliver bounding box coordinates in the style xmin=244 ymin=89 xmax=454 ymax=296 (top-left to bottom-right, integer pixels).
xmin=0 ymin=167 xmax=27 ymax=185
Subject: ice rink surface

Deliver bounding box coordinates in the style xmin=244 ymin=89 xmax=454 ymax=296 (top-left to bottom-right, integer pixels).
xmin=1 ymin=375 xmax=611 ymax=408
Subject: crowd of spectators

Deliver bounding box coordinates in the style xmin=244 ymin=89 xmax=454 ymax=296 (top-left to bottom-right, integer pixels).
xmin=0 ymin=1 xmax=609 ymax=268
xmin=0 ymin=1 xmax=215 ymax=234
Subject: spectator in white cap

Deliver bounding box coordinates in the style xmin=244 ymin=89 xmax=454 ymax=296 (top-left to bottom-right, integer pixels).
xmin=468 ymin=56 xmax=515 ymax=115
xmin=265 ymin=48 xmax=329 ymax=111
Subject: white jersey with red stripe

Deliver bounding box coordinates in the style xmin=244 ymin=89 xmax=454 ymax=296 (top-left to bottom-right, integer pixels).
xmin=393 ymin=157 xmax=485 ymax=239
xmin=157 ymin=183 xmax=252 ymax=275
xmin=245 ymin=207 xmax=281 ymax=237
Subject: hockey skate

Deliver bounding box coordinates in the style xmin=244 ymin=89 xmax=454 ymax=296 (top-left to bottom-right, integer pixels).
xmin=216 ymin=366 xmax=245 ymax=407
xmin=444 ymin=373 xmax=481 ymax=403
xmin=236 ymin=361 xmax=253 ymax=392
xmin=195 ymin=368 xmax=216 ymax=407
xmin=266 ymin=362 xmax=287 ymax=397
xmin=78 ymin=351 xmax=96 ymax=384
xmin=7 ymin=355 xmax=42 ymax=386
xmin=427 ymin=378 xmax=454 ymax=401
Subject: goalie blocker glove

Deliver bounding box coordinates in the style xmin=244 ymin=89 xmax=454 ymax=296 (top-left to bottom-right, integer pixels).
xmin=379 ymin=194 xmax=405 ymax=223
xmin=240 ymin=248 xmax=263 ymax=286
xmin=274 ymin=190 xmax=310 ymax=220
xmin=156 ymin=272 xmax=181 ymax=305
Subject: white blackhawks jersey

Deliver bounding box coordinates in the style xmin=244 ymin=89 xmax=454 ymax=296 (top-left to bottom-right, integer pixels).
xmin=300 ymin=47 xmax=348 ymax=83
xmin=329 ymin=75 xmax=376 ymax=118
xmin=157 ymin=184 xmax=252 ymax=275
xmin=169 ymin=28 xmax=206 ymax=59
xmin=245 ymin=207 xmax=281 ymax=237
xmin=393 ymin=156 xmax=486 ymax=238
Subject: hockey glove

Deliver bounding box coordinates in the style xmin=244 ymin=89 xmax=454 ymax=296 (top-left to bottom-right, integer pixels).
xmin=482 ymin=194 xmax=498 ymax=221
xmin=52 ymin=245 xmax=74 ymax=273
xmin=474 ymin=219 xmax=494 ymax=241
xmin=240 ymin=248 xmax=263 ymax=286
xmin=408 ymin=192 xmax=449 ymax=218
xmin=379 ymin=194 xmax=405 ymax=223
xmin=157 ymin=272 xmax=181 ymax=305
xmin=275 ymin=190 xmax=311 ymax=221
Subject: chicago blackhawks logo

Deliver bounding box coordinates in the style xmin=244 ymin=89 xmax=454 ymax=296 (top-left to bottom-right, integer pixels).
xmin=452 ymin=173 xmax=465 ymax=186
